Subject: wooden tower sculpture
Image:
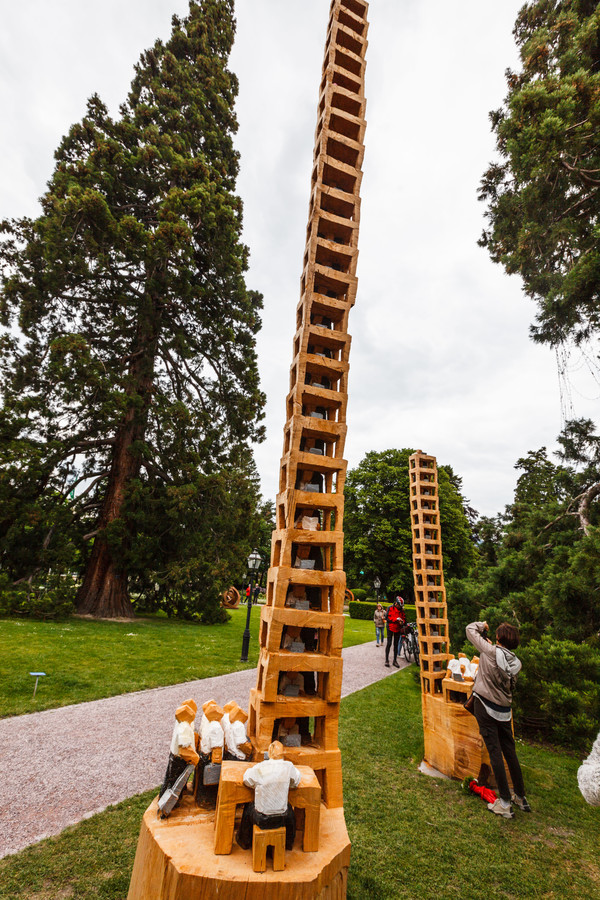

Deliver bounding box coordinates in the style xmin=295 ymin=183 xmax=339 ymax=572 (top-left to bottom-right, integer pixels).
xmin=127 ymin=4 xmax=368 ymax=897
xmin=247 ymin=0 xmax=369 ymax=815
xmin=409 ymin=450 xmax=491 ymax=781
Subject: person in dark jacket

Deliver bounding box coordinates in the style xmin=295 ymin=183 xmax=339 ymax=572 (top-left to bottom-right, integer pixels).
xmin=466 ymin=620 xmax=531 ymax=819
xmin=385 ymin=597 xmax=406 ymax=668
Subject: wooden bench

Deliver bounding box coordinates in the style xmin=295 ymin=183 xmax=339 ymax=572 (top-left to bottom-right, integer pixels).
xmin=252 ymin=824 xmax=286 ymax=872
xmin=214 ymin=761 xmax=321 ymax=855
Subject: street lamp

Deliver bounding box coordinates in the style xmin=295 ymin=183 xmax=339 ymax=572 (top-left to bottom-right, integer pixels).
xmin=374 ymin=575 xmax=381 ymax=603
xmin=241 ymin=548 xmax=262 ymax=662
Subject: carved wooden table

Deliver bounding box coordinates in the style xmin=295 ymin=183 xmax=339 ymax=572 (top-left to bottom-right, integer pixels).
xmin=214 ymin=760 xmax=321 ymax=854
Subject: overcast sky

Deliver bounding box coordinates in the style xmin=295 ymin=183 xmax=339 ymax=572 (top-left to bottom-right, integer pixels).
xmin=1 ymin=1 xmax=598 ymax=517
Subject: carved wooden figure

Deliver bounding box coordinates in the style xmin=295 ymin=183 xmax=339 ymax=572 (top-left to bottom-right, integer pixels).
xmin=157 ymin=699 xmax=199 ymax=817
xmin=195 ymin=701 xmax=224 ymax=807
xmin=409 ymin=450 xmax=492 ymax=782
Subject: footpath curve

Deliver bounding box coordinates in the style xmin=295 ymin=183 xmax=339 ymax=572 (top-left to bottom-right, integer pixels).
xmin=0 ymin=641 xmax=409 ymax=858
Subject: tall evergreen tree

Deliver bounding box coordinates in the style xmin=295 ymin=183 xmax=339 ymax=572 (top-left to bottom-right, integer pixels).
xmin=447 ymin=420 xmax=600 ymax=750
xmin=0 ymin=0 xmax=265 ymax=617
xmin=479 ymin=1 xmax=600 ymax=346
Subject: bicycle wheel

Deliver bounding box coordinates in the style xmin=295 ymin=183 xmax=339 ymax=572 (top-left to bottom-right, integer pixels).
xmin=403 ymin=635 xmax=411 ymax=662
xmin=413 ymin=635 xmax=420 ymax=666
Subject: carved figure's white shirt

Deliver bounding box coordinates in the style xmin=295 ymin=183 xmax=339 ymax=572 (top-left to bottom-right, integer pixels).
xmin=169 ymin=720 xmax=195 ymax=757
xmin=200 ymin=719 xmax=224 ymax=755
xmin=243 ymin=758 xmax=301 ymax=815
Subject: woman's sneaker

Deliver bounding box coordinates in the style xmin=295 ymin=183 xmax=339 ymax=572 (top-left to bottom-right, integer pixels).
xmin=487 ymin=799 xmax=514 ymax=818
xmin=512 ymin=794 xmax=532 ymax=812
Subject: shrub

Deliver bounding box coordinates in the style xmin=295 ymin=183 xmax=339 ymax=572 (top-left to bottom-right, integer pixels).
xmin=350 ymin=588 xmax=368 ymax=601
xmin=200 ymin=602 xmax=230 ymax=625
xmin=515 ymin=636 xmax=600 ymax=752
xmin=0 ymin=573 xmax=75 ymax=619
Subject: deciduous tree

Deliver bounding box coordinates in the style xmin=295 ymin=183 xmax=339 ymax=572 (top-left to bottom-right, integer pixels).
xmin=343 ymin=449 xmax=476 ymax=599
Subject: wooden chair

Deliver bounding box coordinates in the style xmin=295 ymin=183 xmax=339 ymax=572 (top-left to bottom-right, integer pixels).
xmin=252 ymin=825 xmax=286 ymax=872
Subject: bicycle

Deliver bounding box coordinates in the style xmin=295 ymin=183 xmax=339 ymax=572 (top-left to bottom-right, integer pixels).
xmin=402 ymin=622 xmax=420 ymax=666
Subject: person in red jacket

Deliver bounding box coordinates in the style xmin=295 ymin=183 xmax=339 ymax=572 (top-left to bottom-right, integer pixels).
xmin=385 ymin=597 xmax=407 ymax=668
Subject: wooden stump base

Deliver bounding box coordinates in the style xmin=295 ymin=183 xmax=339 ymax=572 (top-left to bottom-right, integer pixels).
xmin=127 ymin=795 xmax=350 ymax=900
xmin=422 ymin=693 xmax=492 ymax=781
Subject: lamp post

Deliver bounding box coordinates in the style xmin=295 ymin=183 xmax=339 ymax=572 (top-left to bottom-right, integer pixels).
xmin=241 ymin=548 xmax=262 ymax=662
xmin=374 ymin=576 xmax=381 ymax=603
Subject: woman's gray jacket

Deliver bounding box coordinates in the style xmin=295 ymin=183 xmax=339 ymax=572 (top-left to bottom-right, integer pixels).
xmin=466 ymin=621 xmax=522 ymax=709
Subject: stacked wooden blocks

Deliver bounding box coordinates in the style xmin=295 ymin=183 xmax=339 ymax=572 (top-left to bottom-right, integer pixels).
xmin=248 ymin=0 xmax=369 ymax=814
xmin=409 ymin=450 xmax=491 ymax=781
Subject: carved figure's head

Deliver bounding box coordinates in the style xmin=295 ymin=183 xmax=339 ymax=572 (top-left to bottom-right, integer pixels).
xmin=204 ymin=701 xmax=224 ymax=723
xmin=268 ymin=740 xmax=285 ymax=760
xmin=229 ymin=703 xmax=249 ymax=725
xmin=175 ymin=703 xmax=196 ymax=724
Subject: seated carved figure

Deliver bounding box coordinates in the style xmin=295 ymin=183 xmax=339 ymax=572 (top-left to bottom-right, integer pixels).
xmin=158 ymin=698 xmax=200 ymax=816
xmin=285 ymin=585 xmax=309 ymax=609
xmin=278 ymin=671 xmax=304 ymax=697
xmin=221 ymin=702 xmax=253 ymax=761
xmin=281 ymin=625 xmax=305 ymax=652
xmin=236 ymin=741 xmax=301 ymax=851
xmin=195 ymin=701 xmax=224 ymax=808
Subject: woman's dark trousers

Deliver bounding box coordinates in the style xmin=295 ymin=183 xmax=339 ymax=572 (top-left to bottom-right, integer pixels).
xmin=474 ymin=698 xmax=525 ymax=802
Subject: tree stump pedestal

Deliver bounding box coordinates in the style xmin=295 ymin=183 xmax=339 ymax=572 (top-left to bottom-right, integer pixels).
xmin=127 ymin=795 xmax=350 ymax=900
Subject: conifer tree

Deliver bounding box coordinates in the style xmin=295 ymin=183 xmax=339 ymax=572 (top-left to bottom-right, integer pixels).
xmin=0 ymin=0 xmax=265 ymax=617
xmin=479 ymin=1 xmax=600 ymax=347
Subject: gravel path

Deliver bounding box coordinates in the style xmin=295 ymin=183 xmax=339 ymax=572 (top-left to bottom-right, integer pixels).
xmin=0 ymin=641 xmax=408 ymax=858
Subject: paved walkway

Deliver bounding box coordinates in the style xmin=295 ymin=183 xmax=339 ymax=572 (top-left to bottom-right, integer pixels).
xmin=0 ymin=641 xmax=408 ymax=858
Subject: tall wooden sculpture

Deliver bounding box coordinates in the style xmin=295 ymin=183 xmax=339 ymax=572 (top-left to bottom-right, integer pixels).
xmin=127 ymin=2 xmax=368 ymax=897
xmin=409 ymin=450 xmax=491 ymax=780
xmin=247 ymin=0 xmax=369 ymax=813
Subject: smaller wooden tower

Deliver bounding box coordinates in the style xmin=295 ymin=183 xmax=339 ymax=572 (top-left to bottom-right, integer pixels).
xmin=409 ymin=450 xmax=490 ymax=780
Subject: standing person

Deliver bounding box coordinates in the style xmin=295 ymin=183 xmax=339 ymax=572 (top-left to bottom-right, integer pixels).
xmin=466 ymin=620 xmax=531 ymax=819
xmin=385 ymin=597 xmax=406 ymax=668
xmin=373 ymin=602 xmax=386 ymax=646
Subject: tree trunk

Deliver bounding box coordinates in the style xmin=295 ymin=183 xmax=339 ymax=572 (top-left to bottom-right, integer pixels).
xmin=76 ymin=308 xmax=159 ymax=618
xmin=579 ymin=481 xmax=600 ymax=536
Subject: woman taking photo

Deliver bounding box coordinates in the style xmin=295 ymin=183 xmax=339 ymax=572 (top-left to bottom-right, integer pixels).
xmin=466 ymin=620 xmax=531 ymax=819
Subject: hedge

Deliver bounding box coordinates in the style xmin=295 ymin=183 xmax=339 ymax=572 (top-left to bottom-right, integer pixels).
xmin=349 ymin=600 xmax=416 ymax=622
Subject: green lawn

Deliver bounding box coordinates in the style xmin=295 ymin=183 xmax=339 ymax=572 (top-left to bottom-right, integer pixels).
xmin=0 ymin=611 xmax=375 ymax=718
xmin=1 ymin=669 xmax=598 ymax=900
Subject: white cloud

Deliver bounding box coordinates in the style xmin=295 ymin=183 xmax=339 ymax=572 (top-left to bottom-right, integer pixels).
xmin=1 ymin=0 xmax=597 ymax=520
